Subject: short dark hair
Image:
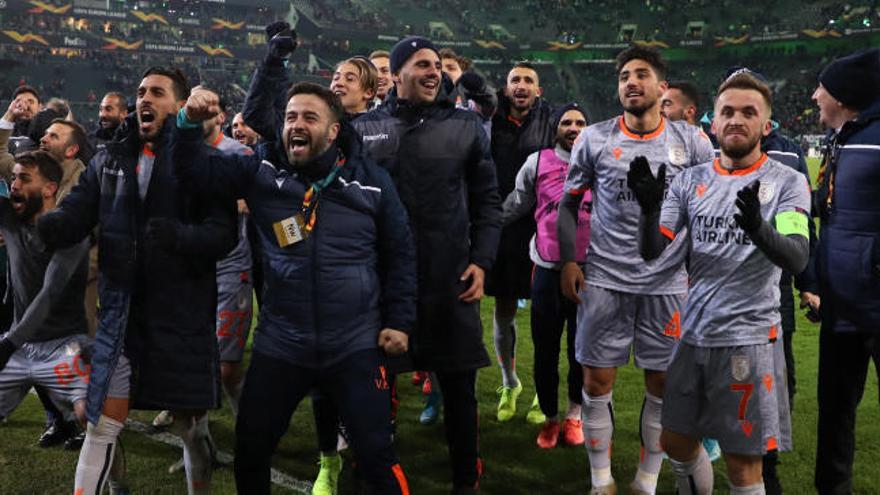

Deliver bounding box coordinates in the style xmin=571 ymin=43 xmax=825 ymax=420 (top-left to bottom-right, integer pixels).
xmin=512 ymin=61 xmax=537 ymax=73
xmin=717 ymin=71 xmax=773 ymax=113
xmin=286 ymin=82 xmax=344 ymax=123
xmin=14 ymin=150 xmax=63 ymax=185
xmin=141 ymin=66 xmax=191 ymax=102
xmin=615 ymin=45 xmax=667 ymax=80
xmin=439 ymin=48 xmax=471 ymax=72
xmin=102 ymin=91 xmax=128 ymax=110
xmin=49 ymin=118 xmax=88 ymax=151
xmin=12 ymin=85 xmax=40 ymax=103
xmin=667 ymin=80 xmax=700 ymax=113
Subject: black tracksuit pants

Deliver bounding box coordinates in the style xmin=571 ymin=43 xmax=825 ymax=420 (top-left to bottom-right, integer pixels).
xmin=234 ymin=348 xmax=407 ymax=494
xmin=435 ymin=369 xmax=481 ymax=489
xmin=530 ymin=265 xmax=582 ymax=418
xmin=815 ymin=322 xmax=880 ymax=495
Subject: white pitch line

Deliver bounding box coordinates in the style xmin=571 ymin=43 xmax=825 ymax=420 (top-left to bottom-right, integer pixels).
xmin=123 ymin=418 xmax=313 ymax=494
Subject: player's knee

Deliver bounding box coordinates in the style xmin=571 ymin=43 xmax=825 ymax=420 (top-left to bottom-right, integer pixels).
xmin=724 ymin=453 xmax=763 ymax=487
xmin=583 ymin=368 xmax=614 ymax=395
xmin=88 ymin=414 xmax=124 ymax=444
xmin=660 ymin=429 xmax=698 ymax=462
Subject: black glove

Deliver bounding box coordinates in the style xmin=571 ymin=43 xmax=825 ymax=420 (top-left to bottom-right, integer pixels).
xmin=626 ymin=156 xmax=666 ymax=212
xmin=734 ymin=180 xmax=763 ymax=233
xmin=36 ymin=210 xmax=66 ymax=249
xmin=457 ymin=72 xmax=486 ymax=96
xmin=0 ymin=338 xmax=16 ymax=372
xmin=265 ymin=21 xmax=297 ymax=61
xmin=144 ymin=217 xmax=179 ymax=251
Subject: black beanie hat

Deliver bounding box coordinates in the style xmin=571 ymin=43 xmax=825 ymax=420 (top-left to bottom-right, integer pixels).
xmin=389 ymin=36 xmax=439 ymax=73
xmin=819 ymin=48 xmax=880 ymax=111
xmin=551 ymin=102 xmax=587 ymax=130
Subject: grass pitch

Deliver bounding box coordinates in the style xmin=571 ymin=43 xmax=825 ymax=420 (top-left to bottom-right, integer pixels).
xmin=4 ymin=159 xmax=878 ymax=494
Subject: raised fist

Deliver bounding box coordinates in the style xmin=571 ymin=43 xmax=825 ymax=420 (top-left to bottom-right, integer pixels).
xmin=265 ymin=21 xmax=297 ymax=60
xmin=184 ymin=86 xmax=222 ymax=123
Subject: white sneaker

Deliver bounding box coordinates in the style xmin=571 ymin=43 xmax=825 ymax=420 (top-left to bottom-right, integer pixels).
xmin=152 ymin=410 xmax=173 ymax=428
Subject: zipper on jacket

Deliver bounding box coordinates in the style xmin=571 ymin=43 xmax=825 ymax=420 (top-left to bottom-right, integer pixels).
xmin=311 ymin=209 xmax=322 ymax=368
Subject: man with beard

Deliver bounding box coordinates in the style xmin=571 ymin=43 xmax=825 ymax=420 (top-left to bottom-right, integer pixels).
xmin=488 ymin=61 xmax=555 ymax=424
xmin=90 ymin=92 xmax=128 ymax=152
xmin=558 ymin=46 xmax=715 ymax=495
xmin=502 ymin=103 xmax=589 ymax=448
xmin=353 ymin=36 xmax=502 ymax=493
xmin=0 ymin=114 xmax=91 ymax=449
xmin=0 ymin=150 xmax=90 ymax=441
xmin=37 ymin=66 xmax=237 ymax=495
xmin=231 ymin=112 xmax=260 ymax=147
xmin=153 ymin=86 xmax=254 ymax=476
xmin=369 ymin=50 xmax=393 ymax=103
xmin=172 ymin=82 xmax=415 ymax=495
xmin=660 ymin=81 xmax=700 ymax=126
xmin=7 ymin=86 xmax=42 ymax=154
xmin=631 ymin=71 xmax=809 ymax=495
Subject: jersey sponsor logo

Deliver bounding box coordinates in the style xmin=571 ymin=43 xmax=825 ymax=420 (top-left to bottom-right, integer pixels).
xmin=693 ymin=214 xmax=753 ymax=245
xmin=731 ymin=354 xmax=750 ymax=381
xmin=362 ymin=133 xmax=389 ymax=142
xmin=696 ymin=183 xmax=707 ymax=198
xmin=612 ymin=147 xmax=622 ymax=160
xmin=757 ymin=182 xmax=775 ymax=205
xmin=667 ymin=144 xmax=687 ymax=166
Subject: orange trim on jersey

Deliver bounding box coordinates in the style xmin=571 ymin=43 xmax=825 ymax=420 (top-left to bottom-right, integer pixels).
xmin=507 ymin=114 xmax=523 ymax=127
xmin=141 ymin=146 xmax=156 ymax=158
xmin=210 ymin=131 xmax=224 ymax=148
xmin=391 ymin=464 xmax=410 ymax=495
xmin=768 ymin=325 xmax=778 ymax=341
xmin=618 ymin=116 xmax=666 ymax=140
xmin=766 ymin=437 xmax=778 ymax=452
xmin=659 ymin=225 xmax=676 ymax=240
xmin=713 ymin=153 xmax=768 ymax=176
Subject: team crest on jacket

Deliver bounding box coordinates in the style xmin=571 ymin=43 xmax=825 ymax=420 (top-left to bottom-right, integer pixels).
xmin=731 ymin=355 xmax=750 ymax=382
xmin=758 ymin=182 xmax=775 ymax=205
xmin=668 ymin=144 xmax=686 ymax=166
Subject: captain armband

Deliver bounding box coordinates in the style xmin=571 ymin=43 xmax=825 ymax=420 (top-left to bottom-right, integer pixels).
xmin=774 ymin=210 xmax=809 ymax=238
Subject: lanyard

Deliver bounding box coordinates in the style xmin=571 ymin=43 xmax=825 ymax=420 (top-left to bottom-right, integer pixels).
xmin=300 ymin=155 xmax=346 ymax=232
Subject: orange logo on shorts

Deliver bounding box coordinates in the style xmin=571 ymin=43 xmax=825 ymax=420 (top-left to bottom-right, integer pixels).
xmin=663 ymin=312 xmax=681 ymax=339
xmin=54 ymin=355 xmax=90 ymax=385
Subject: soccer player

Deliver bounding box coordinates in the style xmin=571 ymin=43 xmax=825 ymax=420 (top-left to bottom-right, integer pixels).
xmin=558 ymin=45 xmax=715 ymax=495
xmin=0 ymin=150 xmax=90 ymax=432
xmin=630 ymin=70 xmax=809 ymax=495
xmin=231 ymin=112 xmax=260 ymax=147
xmin=660 ymin=81 xmax=700 ymax=126
xmin=38 ymin=67 xmax=237 ymax=495
xmin=489 ymin=61 xmax=555 ymax=423
xmin=502 ymin=102 xmax=589 ymax=448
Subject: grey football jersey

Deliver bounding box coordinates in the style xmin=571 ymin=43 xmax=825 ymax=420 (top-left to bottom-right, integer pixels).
xmin=659 ymin=155 xmax=811 ymax=347
xmin=564 ymin=116 xmax=715 ymax=294
xmin=214 ymin=135 xmax=253 ymax=278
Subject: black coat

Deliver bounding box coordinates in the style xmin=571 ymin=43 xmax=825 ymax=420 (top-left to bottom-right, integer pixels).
xmin=353 ymin=96 xmax=502 ymax=372
xmin=40 ymin=115 xmax=237 ymax=423
xmin=487 ymin=92 xmax=555 ymax=298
